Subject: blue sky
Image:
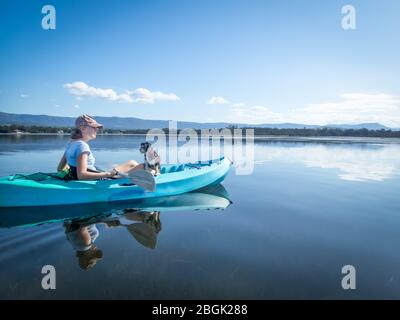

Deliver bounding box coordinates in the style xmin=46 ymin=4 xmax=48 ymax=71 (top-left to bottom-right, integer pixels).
xmin=0 ymin=0 xmax=399 ymax=126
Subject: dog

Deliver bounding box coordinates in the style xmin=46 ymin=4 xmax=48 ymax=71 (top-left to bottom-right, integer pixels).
xmin=140 ymin=142 xmax=161 ymax=175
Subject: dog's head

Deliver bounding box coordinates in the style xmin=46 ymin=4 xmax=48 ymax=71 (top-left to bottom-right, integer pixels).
xmin=140 ymin=142 xmax=151 ymax=154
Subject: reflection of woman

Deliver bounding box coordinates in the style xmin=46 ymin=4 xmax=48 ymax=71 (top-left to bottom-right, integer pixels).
xmin=124 ymin=210 xmax=162 ymax=232
xmin=76 ymin=246 xmax=103 ymax=270
xmin=64 ymin=220 xmax=119 ymax=270
xmin=63 ymin=211 xmax=162 ymax=269
xmin=122 ymin=210 xmax=162 ymax=249
xmin=64 ymin=222 xmax=103 ymax=270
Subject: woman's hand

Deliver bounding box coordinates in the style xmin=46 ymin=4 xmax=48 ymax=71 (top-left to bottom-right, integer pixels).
xmin=77 ymin=153 xmax=115 ymax=180
xmin=105 ymin=168 xmax=119 ymax=178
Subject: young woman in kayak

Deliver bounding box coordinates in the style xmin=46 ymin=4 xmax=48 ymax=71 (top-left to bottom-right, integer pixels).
xmin=57 ymin=114 xmax=144 ymax=180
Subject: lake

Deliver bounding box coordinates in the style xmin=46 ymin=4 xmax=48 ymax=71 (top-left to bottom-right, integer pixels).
xmin=0 ymin=135 xmax=400 ymax=299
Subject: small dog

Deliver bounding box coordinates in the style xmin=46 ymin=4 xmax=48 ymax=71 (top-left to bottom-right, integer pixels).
xmin=140 ymin=142 xmax=161 ymax=175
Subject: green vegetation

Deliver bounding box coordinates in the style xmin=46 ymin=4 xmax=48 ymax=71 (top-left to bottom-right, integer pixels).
xmin=0 ymin=124 xmax=399 ymax=138
xmin=0 ymin=125 xmax=72 ymax=134
xmin=249 ymin=127 xmax=400 ymax=138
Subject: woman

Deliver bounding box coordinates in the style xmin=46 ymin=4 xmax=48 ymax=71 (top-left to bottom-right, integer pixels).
xmin=57 ymin=114 xmax=144 ymax=180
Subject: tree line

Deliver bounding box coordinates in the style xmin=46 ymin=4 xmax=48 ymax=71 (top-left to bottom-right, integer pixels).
xmin=0 ymin=124 xmax=399 ymax=138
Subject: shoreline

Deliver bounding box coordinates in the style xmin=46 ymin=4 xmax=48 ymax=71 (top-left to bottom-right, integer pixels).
xmin=1 ymin=133 xmax=400 ymax=144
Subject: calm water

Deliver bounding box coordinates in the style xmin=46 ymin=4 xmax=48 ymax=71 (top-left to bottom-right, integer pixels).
xmin=0 ymin=135 xmax=400 ymax=299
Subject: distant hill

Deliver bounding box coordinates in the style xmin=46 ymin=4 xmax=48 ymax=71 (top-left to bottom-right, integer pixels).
xmin=0 ymin=112 xmax=228 ymax=129
xmin=325 ymin=123 xmax=392 ymax=130
xmin=0 ymin=112 xmax=398 ymax=131
xmin=248 ymin=123 xmax=321 ymax=129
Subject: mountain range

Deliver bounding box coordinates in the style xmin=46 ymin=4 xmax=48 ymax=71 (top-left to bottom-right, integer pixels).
xmin=0 ymin=112 xmax=397 ymax=131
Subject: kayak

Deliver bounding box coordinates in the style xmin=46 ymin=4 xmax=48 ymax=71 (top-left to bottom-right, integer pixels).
xmin=0 ymin=184 xmax=232 ymax=228
xmin=0 ymin=157 xmax=231 ymax=208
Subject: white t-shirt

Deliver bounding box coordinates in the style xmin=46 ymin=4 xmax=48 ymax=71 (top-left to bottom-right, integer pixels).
xmin=65 ymin=140 xmax=96 ymax=171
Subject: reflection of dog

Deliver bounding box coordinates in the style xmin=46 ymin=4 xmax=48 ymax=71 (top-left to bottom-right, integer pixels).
xmin=140 ymin=142 xmax=161 ymax=175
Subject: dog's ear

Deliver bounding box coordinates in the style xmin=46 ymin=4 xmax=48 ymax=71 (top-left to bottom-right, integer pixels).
xmin=140 ymin=142 xmax=149 ymax=153
xmin=142 ymin=142 xmax=151 ymax=151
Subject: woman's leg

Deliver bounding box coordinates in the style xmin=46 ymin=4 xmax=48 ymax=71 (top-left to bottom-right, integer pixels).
xmin=114 ymin=160 xmax=144 ymax=174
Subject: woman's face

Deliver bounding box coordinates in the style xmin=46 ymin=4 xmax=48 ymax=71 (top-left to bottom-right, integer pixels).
xmin=81 ymin=125 xmax=97 ymax=140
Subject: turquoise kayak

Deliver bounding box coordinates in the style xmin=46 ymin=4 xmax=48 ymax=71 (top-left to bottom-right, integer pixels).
xmin=0 ymin=184 xmax=231 ymax=228
xmin=0 ymin=157 xmax=231 ymax=207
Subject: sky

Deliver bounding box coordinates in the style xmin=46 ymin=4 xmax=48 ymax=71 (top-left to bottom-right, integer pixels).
xmin=0 ymin=0 xmax=399 ymax=127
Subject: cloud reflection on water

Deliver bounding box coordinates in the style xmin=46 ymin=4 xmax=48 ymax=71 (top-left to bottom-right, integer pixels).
xmin=254 ymin=143 xmax=400 ymax=182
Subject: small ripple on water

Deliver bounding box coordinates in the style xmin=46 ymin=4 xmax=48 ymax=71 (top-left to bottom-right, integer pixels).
xmin=0 ymin=224 xmax=65 ymax=263
xmin=0 ymin=223 xmax=60 ymax=244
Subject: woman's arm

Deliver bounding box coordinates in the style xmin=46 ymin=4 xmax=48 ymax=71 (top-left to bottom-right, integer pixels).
xmin=76 ymin=153 xmax=114 ymax=180
xmin=57 ymin=152 xmax=68 ymax=172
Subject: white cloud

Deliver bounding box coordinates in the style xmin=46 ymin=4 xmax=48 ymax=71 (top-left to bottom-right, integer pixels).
xmin=64 ymin=81 xmax=180 ymax=104
xmin=292 ymin=93 xmax=400 ymax=127
xmin=20 ymin=94 xmax=29 ymax=98
xmin=64 ymin=82 xmax=133 ymax=103
xmin=129 ymin=88 xmax=180 ymax=104
xmin=228 ymin=93 xmax=400 ymax=127
xmin=230 ymin=105 xmax=284 ymax=124
xmin=73 ymin=104 xmax=80 ymax=108
xmin=231 ymin=102 xmax=246 ymax=108
xmin=207 ymin=96 xmax=230 ymax=105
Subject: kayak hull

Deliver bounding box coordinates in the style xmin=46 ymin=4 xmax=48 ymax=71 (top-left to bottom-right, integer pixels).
xmin=0 ymin=184 xmax=232 ymax=228
xmin=0 ymin=157 xmax=231 ymax=207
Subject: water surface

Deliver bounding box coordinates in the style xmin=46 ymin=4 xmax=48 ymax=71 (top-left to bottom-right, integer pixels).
xmin=0 ymin=135 xmax=400 ymax=299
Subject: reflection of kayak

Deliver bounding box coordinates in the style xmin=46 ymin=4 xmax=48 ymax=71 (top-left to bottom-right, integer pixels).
xmin=0 ymin=184 xmax=232 ymax=228
xmin=125 ymin=184 xmax=231 ymax=212
xmin=0 ymin=157 xmax=231 ymax=207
